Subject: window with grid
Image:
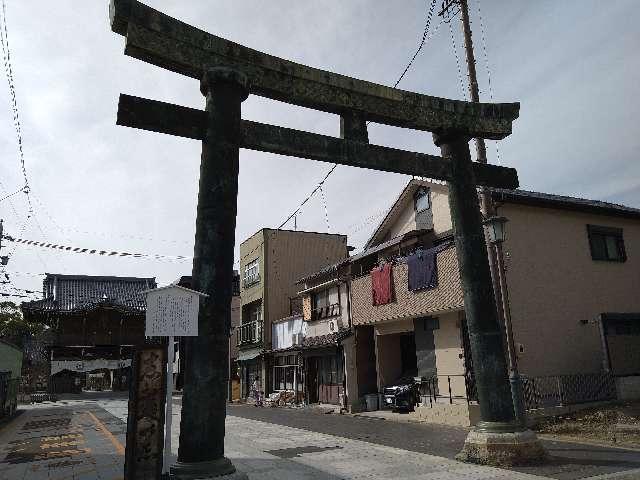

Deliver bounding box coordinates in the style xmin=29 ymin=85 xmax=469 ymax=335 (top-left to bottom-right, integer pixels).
xmin=587 ymin=225 xmax=626 ymax=262
xmin=243 ymin=259 xmax=260 ymax=286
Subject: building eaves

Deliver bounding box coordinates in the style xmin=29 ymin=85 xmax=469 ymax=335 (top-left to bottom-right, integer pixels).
xmin=491 ymin=188 xmax=640 ymax=220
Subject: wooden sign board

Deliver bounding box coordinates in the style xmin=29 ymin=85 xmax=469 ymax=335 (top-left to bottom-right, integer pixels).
xmin=144 ymin=285 xmax=207 ymax=337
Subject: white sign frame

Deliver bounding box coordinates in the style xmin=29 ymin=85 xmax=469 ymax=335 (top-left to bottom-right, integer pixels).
xmin=144 ymin=285 xmax=207 ymax=337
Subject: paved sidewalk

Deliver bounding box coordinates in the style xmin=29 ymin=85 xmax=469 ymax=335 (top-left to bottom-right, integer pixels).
xmin=3 ymin=397 xmax=640 ymax=480
xmin=0 ymin=404 xmax=125 ymax=480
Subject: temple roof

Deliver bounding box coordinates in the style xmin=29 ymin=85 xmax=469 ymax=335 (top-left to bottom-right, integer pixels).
xmin=21 ymin=274 xmax=156 ymax=315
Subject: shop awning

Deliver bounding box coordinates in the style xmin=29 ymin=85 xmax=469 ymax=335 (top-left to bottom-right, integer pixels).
xmin=238 ymin=348 xmax=262 ymax=362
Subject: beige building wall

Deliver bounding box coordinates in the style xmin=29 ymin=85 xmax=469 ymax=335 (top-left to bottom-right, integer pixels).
xmin=351 ymin=246 xmax=463 ymax=326
xmin=388 ymin=198 xmax=417 ymax=239
xmin=239 ymin=230 xmax=266 ymax=312
xmin=433 ymin=311 xmax=466 ymax=397
xmin=302 ymin=281 xmax=350 ymax=338
xmin=499 ymin=203 xmax=640 ymax=376
xmin=384 ymin=183 xmax=452 ymax=241
xmin=264 ymin=229 xmax=347 ymax=348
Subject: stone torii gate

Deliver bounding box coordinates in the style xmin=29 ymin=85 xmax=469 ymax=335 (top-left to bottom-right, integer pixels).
xmin=109 ymin=0 xmax=545 ymax=475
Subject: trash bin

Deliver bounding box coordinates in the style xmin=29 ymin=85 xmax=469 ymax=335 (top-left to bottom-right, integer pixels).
xmin=364 ymin=393 xmax=378 ymax=411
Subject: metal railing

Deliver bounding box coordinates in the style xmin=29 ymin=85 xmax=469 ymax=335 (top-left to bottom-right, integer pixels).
xmin=522 ymin=372 xmax=616 ymax=410
xmin=311 ymin=303 xmax=340 ymax=320
xmin=417 ymin=374 xmax=477 ymax=407
xmin=237 ymin=321 xmax=263 ymax=346
xmin=242 ymin=274 xmax=260 ymax=289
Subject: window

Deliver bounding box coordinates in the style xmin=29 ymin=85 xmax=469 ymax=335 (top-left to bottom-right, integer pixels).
xmin=313 ymin=289 xmax=329 ymax=310
xmin=243 ymin=259 xmax=260 ymax=286
xmin=248 ymin=302 xmax=262 ymax=324
xmin=414 ymin=187 xmax=431 ymax=213
xmin=312 ymin=286 xmax=340 ymax=320
xmin=273 ymin=355 xmax=300 ymax=391
xmin=587 ymin=225 xmax=626 ymax=262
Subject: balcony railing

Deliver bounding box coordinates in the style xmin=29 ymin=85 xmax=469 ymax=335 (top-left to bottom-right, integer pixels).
xmin=311 ymin=303 xmax=340 ymax=321
xmin=237 ymin=321 xmax=263 ymax=346
xmin=242 ymin=273 xmax=261 ymax=289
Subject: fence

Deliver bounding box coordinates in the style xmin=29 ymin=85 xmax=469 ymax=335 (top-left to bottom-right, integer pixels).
xmin=522 ymin=372 xmax=616 ymax=410
xmin=418 ymin=374 xmax=478 ymax=407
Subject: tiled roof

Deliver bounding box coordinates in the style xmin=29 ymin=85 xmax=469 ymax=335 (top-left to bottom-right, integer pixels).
xmin=490 ymin=188 xmax=640 ymax=219
xmin=21 ymin=274 xmax=156 ymax=315
xmin=269 ymin=329 xmax=352 ymax=354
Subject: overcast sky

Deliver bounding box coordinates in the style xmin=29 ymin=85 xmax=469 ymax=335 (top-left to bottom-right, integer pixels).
xmin=0 ymin=0 xmax=638 ymax=300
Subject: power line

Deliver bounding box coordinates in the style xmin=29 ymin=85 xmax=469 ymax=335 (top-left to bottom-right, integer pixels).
xmin=393 ymin=0 xmax=439 ymax=90
xmin=278 ymin=163 xmax=338 ymax=229
xmin=475 ymin=0 xmax=500 ymax=163
xmin=0 ymin=0 xmax=30 ymax=196
xmin=278 ymin=1 xmax=443 ymax=231
xmin=0 ymin=185 xmax=25 ymax=204
xmin=448 ymin=18 xmax=467 ymax=99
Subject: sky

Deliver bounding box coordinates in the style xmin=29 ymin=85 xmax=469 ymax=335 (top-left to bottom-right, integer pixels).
xmin=0 ymin=0 xmax=638 ymax=301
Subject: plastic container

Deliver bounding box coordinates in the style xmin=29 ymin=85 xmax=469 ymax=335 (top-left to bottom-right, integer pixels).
xmin=364 ymin=393 xmax=379 ymax=411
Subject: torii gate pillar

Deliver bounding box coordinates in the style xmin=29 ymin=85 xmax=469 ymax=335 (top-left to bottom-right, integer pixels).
xmin=171 ymin=68 xmax=249 ymax=480
xmin=435 ymin=131 xmax=547 ymax=465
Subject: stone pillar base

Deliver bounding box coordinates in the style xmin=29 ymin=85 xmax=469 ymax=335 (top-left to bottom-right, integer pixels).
xmin=456 ymin=429 xmax=547 ymax=466
xmin=170 ymin=458 xmax=248 ymax=479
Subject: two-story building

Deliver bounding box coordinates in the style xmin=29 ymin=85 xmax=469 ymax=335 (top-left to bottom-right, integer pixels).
xmin=237 ymin=229 xmax=348 ymax=399
xmin=307 ymin=179 xmax=640 ymax=421
xmin=21 ymin=274 xmax=156 ymax=393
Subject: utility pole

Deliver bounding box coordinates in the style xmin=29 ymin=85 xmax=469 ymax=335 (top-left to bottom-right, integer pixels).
xmin=443 ymin=0 xmax=527 ymax=426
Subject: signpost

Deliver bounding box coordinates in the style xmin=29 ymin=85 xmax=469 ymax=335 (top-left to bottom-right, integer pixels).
xmin=144 ymin=285 xmax=207 ymax=476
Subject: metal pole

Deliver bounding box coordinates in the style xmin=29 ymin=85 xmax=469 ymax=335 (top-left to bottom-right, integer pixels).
xmin=434 ymin=131 xmax=516 ymax=432
xmin=171 ymin=67 xmax=249 ymax=480
xmin=494 ymin=243 xmax=526 ymax=426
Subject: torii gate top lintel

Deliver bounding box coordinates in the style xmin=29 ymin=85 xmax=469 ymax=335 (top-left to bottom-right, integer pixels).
xmin=110 ymin=0 xmax=519 ymax=141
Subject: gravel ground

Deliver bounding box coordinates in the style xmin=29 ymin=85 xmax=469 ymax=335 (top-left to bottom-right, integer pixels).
xmin=534 ymin=402 xmax=640 ymax=449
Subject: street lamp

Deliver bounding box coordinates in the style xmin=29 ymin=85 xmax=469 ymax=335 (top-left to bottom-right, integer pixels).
xmin=483 ymin=215 xmax=508 ymax=244
xmin=482 ymin=215 xmax=526 ymax=427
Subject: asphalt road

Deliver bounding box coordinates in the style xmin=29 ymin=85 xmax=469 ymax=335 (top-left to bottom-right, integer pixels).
xmin=226 ymin=403 xmax=640 ymax=480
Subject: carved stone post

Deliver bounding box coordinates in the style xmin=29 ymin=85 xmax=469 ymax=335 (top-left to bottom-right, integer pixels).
xmin=434 ymin=131 xmax=546 ymax=465
xmin=170 ymin=67 xmax=249 ymax=480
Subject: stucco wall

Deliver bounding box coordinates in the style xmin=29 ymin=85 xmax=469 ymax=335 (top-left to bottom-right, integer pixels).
xmin=388 ymin=196 xmax=417 ymax=240
xmin=351 ymin=246 xmax=463 ymax=325
xmin=304 ymin=282 xmax=350 ymax=338
xmin=266 ymin=230 xmax=347 ymax=321
xmin=433 ymin=311 xmax=466 ymax=397
xmin=239 ymin=230 xmax=265 ymax=313
xmin=499 ymin=203 xmax=640 ymax=376
xmin=0 ymin=340 xmax=23 ymax=379
xmin=383 ymin=183 xmax=452 ymax=243
xmin=430 ymin=186 xmax=452 ymax=234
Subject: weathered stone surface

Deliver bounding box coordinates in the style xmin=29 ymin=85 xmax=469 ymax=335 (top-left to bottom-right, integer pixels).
xmin=110 ymin=0 xmax=520 ymax=139
xmin=116 ymin=94 xmax=519 ymax=189
xmin=456 ymin=429 xmax=547 ymax=466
